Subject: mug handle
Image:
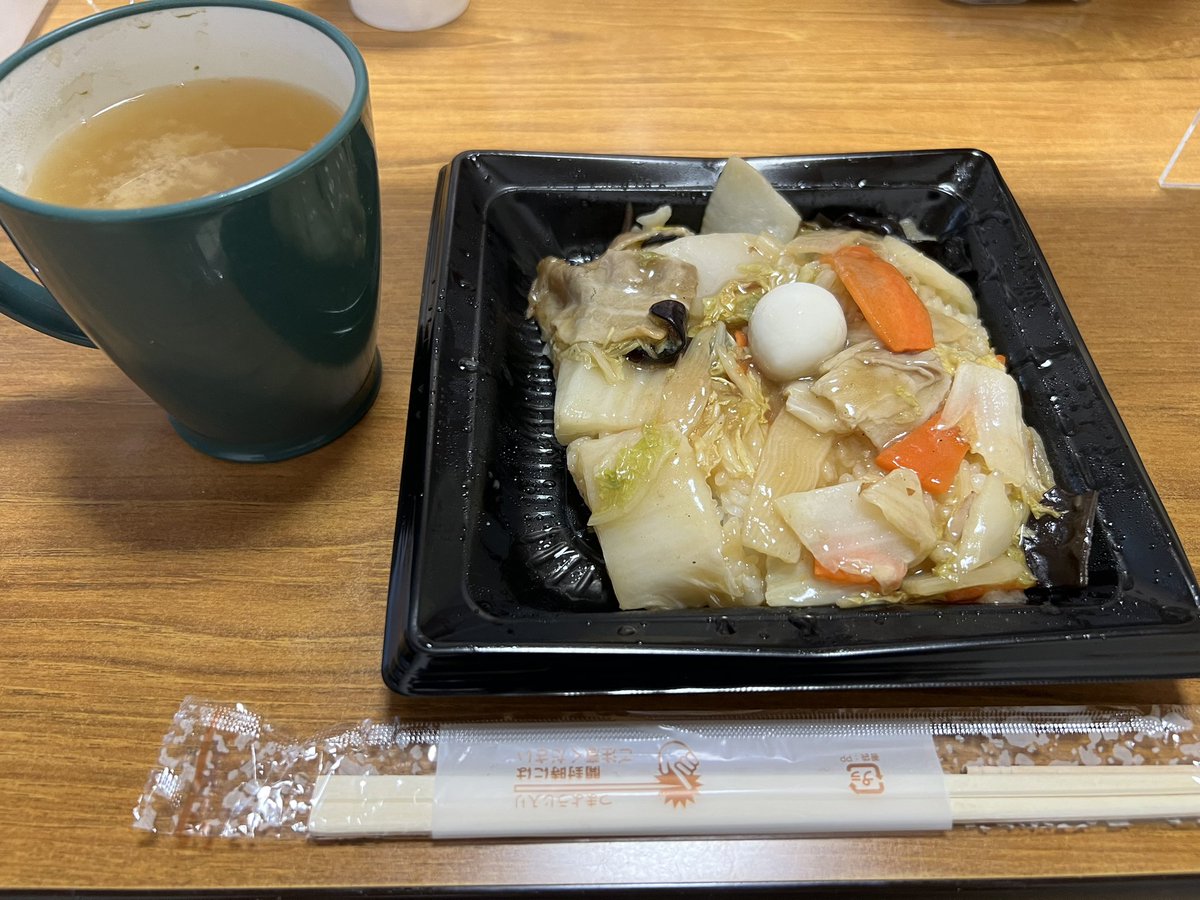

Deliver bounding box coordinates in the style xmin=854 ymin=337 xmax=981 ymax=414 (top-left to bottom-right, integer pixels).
xmin=0 ymin=262 xmax=96 ymax=347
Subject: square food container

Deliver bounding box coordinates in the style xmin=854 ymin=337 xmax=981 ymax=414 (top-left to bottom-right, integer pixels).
xmin=382 ymin=150 xmax=1200 ymax=696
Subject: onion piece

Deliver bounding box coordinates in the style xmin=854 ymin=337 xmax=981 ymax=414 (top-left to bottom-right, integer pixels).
xmin=877 ymin=235 xmax=976 ymax=315
xmin=940 ymin=472 xmax=1022 ymax=577
xmin=701 ymin=157 xmax=801 ymax=242
xmin=862 ymin=468 xmax=939 ymax=560
xmin=635 ymin=205 xmax=673 ymax=230
xmin=812 ymin=342 xmax=950 ymax=449
xmin=784 ymin=380 xmax=852 ymax=435
xmin=783 ymin=228 xmax=868 ymax=259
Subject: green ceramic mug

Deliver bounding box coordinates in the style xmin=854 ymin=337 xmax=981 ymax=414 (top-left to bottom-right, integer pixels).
xmin=0 ymin=0 xmax=382 ymax=462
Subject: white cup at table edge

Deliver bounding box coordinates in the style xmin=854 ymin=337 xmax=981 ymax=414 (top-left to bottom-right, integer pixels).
xmin=349 ymin=0 xmax=468 ymax=31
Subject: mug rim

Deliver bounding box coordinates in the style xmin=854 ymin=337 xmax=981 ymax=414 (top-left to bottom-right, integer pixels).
xmin=0 ymin=0 xmax=371 ymax=222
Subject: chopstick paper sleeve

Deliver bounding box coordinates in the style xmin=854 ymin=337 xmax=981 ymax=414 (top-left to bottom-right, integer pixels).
xmin=423 ymin=722 xmax=951 ymax=838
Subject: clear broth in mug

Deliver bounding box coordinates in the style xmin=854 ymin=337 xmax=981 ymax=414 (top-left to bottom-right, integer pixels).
xmin=27 ymin=78 xmax=342 ymax=209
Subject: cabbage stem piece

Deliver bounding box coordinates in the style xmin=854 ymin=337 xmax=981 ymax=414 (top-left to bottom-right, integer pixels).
xmin=651 ymin=232 xmax=781 ymax=301
xmin=775 ymin=480 xmax=919 ymax=593
xmin=553 ymin=356 xmax=670 ymax=444
xmin=765 ymin=553 xmax=879 ymax=608
xmin=902 ymin=549 xmax=1035 ymax=600
xmin=567 ymin=426 xmax=735 ymax=609
xmin=658 ymin=326 xmax=717 ymax=434
xmin=939 ymin=362 xmax=1052 ymax=510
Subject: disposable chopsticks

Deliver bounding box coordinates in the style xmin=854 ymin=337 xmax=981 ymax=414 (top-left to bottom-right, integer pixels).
xmin=946 ymin=765 xmax=1200 ymax=824
xmin=307 ymin=766 xmax=1200 ymax=837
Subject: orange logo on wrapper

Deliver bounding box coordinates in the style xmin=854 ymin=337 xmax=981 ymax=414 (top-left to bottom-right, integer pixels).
xmin=510 ymin=739 xmax=703 ymax=810
xmin=846 ymin=762 xmax=885 ymax=794
xmin=655 ymin=740 xmax=702 ymax=807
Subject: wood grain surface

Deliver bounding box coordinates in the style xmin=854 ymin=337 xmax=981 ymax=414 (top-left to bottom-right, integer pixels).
xmin=3 ymin=0 xmax=1200 ymax=891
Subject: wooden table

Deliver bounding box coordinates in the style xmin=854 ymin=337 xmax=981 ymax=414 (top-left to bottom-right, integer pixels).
xmin=3 ymin=0 xmax=1200 ymax=893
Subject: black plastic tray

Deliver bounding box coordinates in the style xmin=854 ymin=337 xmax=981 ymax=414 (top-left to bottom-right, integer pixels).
xmin=382 ymin=149 xmax=1200 ymax=696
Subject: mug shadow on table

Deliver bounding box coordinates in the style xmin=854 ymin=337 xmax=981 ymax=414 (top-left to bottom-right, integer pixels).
xmin=0 ymin=379 xmax=385 ymax=551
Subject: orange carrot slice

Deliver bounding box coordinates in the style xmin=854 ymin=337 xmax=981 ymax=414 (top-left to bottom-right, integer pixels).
xmin=827 ymin=245 xmax=934 ymax=352
xmin=812 ymin=559 xmax=877 ymax=587
xmin=876 ymin=414 xmax=969 ymax=495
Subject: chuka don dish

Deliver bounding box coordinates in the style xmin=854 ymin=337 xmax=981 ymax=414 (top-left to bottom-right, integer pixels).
xmin=526 ymin=158 xmax=1058 ymax=611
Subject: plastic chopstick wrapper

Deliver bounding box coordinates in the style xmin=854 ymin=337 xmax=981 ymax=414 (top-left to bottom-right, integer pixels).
xmin=132 ymin=698 xmax=1200 ymax=840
